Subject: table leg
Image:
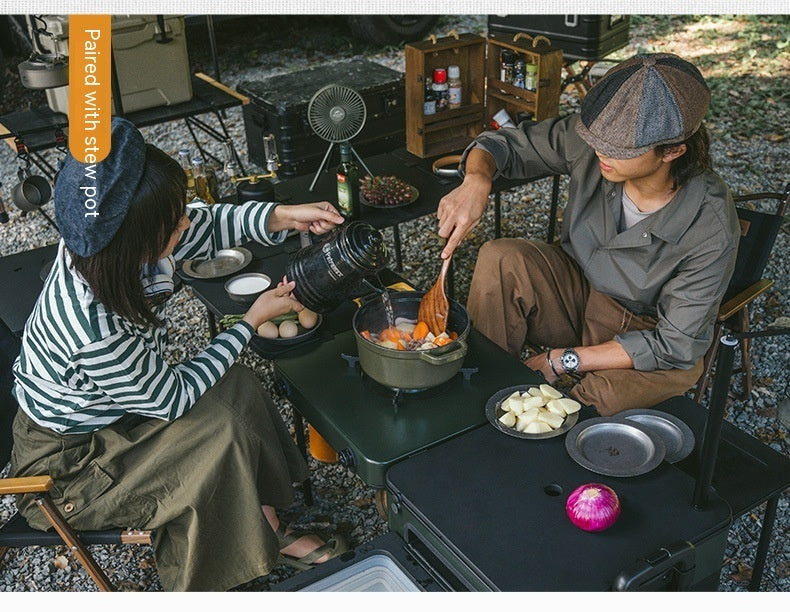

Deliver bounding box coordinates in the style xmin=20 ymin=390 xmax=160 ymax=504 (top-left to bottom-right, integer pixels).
xmin=494 ymin=192 xmax=502 ymax=238
xmin=547 ymin=175 xmax=560 ymax=244
xmin=748 ymin=494 xmax=779 ymax=591
xmin=206 ymin=310 xmax=218 ymax=339
xmin=393 ymin=224 xmax=403 ymax=271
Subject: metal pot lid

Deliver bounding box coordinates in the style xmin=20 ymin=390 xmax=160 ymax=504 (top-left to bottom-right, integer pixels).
xmin=618 ymin=408 xmax=695 ymax=463
xmin=565 ymin=416 xmax=666 ymax=477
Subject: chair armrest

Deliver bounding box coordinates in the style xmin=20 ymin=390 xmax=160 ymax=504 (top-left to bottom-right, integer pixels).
xmin=718 ymin=279 xmax=774 ymax=321
xmin=0 ymin=475 xmax=54 ymax=495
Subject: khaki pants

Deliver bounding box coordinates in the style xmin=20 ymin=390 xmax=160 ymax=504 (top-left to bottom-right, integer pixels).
xmin=10 ymin=365 xmax=308 ymax=591
xmin=467 ymin=239 xmax=702 ymax=415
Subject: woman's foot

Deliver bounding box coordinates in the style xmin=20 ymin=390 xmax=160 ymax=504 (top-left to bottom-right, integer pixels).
xmin=263 ymin=505 xmax=344 ymax=567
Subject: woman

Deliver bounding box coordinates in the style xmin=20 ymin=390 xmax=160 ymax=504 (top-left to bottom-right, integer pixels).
xmin=9 ymin=118 xmax=347 ymax=591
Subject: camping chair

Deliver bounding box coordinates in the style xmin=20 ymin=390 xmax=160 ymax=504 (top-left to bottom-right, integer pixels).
xmin=0 ymin=318 xmax=152 ymax=591
xmin=693 ymin=185 xmax=789 ymax=403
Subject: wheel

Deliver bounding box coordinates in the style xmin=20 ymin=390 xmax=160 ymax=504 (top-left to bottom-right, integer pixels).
xmin=347 ymin=15 xmax=437 ymax=46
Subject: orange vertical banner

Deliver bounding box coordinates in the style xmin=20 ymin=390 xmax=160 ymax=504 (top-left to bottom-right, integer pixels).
xmin=68 ymin=15 xmax=112 ymax=163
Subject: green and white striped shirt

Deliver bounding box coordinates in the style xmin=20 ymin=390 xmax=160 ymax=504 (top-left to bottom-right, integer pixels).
xmin=13 ymin=201 xmax=286 ymax=434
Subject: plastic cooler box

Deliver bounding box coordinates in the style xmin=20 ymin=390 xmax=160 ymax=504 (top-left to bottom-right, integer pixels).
xmin=35 ymin=14 xmax=192 ymax=116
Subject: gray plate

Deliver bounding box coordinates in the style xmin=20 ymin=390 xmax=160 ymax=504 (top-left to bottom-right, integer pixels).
xmin=485 ymin=385 xmax=580 ymax=440
xmin=182 ymin=247 xmax=252 ymax=279
xmin=619 ymin=409 xmax=695 ymax=463
xmin=565 ymin=417 xmax=666 ymax=477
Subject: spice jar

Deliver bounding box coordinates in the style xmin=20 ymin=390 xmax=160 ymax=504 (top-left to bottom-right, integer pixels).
xmin=447 ymin=65 xmax=462 ymax=109
xmin=431 ymin=68 xmax=449 ymax=111
xmin=285 ymin=221 xmax=388 ymax=313
xmin=525 ymin=63 xmax=538 ymax=92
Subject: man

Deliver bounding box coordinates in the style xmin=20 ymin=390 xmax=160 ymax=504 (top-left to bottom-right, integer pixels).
xmin=437 ymin=53 xmax=739 ymax=415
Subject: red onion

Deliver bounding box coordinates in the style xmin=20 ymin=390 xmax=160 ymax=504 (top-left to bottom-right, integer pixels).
xmin=566 ymin=483 xmax=621 ymax=532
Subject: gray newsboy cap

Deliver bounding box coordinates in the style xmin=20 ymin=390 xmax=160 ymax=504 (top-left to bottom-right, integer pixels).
xmin=575 ymin=53 xmax=710 ymax=159
xmin=54 ymin=117 xmax=147 ymax=257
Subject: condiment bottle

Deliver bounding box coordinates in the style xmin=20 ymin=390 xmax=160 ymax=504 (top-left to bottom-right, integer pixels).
xmin=447 ymin=65 xmax=462 ymax=109
xmin=423 ymin=76 xmax=436 ymax=116
xmin=178 ymin=148 xmax=197 ymax=202
xmin=285 ymin=221 xmax=388 ymax=314
xmin=336 ymin=142 xmax=360 ymax=221
xmin=525 ymin=63 xmax=538 ymax=92
xmin=513 ymin=59 xmax=526 ymax=89
xmin=191 ymin=156 xmax=215 ymax=205
xmin=500 ymin=50 xmax=515 ymax=84
xmin=431 ymin=68 xmax=449 ymax=112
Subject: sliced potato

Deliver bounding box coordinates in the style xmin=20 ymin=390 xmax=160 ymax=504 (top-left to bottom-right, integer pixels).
xmin=546 ymin=398 xmax=567 ymax=417
xmin=501 ymin=393 xmax=524 ymax=415
xmin=517 ymin=408 xmax=540 ymax=429
xmin=556 ymin=397 xmax=582 ymax=414
xmin=526 ymin=386 xmax=544 ymax=397
xmin=540 ymin=384 xmax=563 ymax=399
xmin=522 ymin=394 xmax=547 ymax=409
xmin=537 ymin=410 xmax=565 ymax=429
xmin=524 ymin=420 xmax=552 ymax=434
xmin=498 ymin=411 xmax=517 ymax=427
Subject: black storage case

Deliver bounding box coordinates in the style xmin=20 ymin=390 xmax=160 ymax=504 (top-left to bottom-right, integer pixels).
xmin=486 ymin=15 xmax=631 ymax=61
xmin=238 ymin=59 xmax=406 ymax=177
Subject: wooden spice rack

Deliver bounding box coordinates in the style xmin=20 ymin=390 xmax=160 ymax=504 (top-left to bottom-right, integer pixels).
xmin=405 ymin=30 xmax=563 ymax=158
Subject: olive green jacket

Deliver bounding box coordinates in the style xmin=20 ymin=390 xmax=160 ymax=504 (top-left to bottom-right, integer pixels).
xmin=462 ymin=114 xmax=739 ymax=371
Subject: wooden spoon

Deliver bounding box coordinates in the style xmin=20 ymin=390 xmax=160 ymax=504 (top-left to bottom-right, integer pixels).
xmin=418 ymin=256 xmax=452 ymax=337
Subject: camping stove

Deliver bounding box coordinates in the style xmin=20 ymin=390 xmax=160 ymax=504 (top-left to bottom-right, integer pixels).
xmin=274 ymin=328 xmax=538 ymax=488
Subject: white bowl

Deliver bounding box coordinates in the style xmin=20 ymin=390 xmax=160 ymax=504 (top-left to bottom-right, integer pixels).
xmin=225 ymin=273 xmax=272 ymax=303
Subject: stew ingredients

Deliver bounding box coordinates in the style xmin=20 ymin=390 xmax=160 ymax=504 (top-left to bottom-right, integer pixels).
xmin=497 ymin=385 xmax=581 ymax=433
xmin=360 ymin=319 xmax=458 ymax=351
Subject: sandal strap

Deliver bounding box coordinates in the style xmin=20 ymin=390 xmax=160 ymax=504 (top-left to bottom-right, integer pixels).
xmin=290 ymin=537 xmax=339 ymax=566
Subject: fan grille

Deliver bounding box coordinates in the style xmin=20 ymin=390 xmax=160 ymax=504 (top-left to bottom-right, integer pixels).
xmin=308 ymin=85 xmax=367 ymax=143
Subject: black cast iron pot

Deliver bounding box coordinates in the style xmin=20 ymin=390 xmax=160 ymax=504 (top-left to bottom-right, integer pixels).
xmin=352 ymin=291 xmax=470 ymax=390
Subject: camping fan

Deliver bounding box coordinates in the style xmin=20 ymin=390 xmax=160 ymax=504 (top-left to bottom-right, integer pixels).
xmin=307 ymin=84 xmax=374 ymax=191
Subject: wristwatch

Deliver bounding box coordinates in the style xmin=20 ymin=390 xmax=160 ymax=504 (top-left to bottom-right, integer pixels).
xmin=560 ymin=348 xmax=581 ymax=374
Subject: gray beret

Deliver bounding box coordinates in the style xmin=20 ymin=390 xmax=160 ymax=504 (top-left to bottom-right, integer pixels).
xmin=575 ymin=53 xmax=710 ymax=159
xmin=54 ymin=117 xmax=147 ymax=257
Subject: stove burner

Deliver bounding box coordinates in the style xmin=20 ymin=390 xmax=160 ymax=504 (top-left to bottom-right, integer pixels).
xmin=339 ymin=352 xmax=479 ymax=411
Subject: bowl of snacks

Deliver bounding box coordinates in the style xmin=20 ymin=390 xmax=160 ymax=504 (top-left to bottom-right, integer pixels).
xmin=253 ymin=309 xmax=322 ymax=348
xmin=359 ymin=175 xmax=419 ymax=208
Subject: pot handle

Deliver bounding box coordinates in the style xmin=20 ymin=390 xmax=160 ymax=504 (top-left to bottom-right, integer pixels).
xmin=417 ymin=338 xmax=467 ymax=365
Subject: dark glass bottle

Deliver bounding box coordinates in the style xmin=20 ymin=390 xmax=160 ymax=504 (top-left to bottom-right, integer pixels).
xmin=336 ymin=142 xmax=360 ymax=220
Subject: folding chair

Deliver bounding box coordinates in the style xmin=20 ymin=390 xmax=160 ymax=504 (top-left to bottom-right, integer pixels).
xmin=693 ymin=185 xmax=789 ymax=402
xmin=0 ymin=318 xmax=153 ymax=592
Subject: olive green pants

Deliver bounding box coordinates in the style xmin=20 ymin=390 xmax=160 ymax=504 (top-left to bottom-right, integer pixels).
xmin=466 ymin=239 xmax=703 ymax=414
xmin=10 ymin=365 xmax=308 ymax=591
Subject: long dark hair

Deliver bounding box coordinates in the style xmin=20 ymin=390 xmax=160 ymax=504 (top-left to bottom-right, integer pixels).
xmin=70 ymin=145 xmax=187 ymax=327
xmin=655 ymin=123 xmax=712 ymax=190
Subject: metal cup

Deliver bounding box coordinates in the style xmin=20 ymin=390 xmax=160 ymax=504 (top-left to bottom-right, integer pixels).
xmin=12 ymin=174 xmax=53 ymax=212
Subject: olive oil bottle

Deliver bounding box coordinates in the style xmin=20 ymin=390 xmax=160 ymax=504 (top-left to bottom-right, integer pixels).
xmin=336 ymin=142 xmax=360 ymax=220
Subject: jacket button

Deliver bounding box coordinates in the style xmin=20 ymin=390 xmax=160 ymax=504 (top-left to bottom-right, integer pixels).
xmin=609 ymin=190 xmax=616 ymax=198
xmin=642 ymin=232 xmax=648 ymax=238
xmin=64 ymin=503 xmax=75 ymax=513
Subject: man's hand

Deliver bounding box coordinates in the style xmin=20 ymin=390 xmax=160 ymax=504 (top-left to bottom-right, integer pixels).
xmin=525 ymin=351 xmax=560 ymax=384
xmin=268 ymin=202 xmax=344 ymax=235
xmin=436 ymin=148 xmax=496 ymax=259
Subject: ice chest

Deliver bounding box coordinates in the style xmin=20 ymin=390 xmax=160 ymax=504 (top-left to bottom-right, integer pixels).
xmin=36 ymin=14 xmax=193 ymax=116
xmin=384 ymin=422 xmax=731 ymax=591
xmin=487 ymin=15 xmax=631 ymax=61
xmin=238 ymin=59 xmax=405 ymax=177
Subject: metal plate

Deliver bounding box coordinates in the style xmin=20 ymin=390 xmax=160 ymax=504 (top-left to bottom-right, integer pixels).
xmin=565 ymin=417 xmax=666 ymax=477
xmin=619 ymin=409 xmax=695 ymax=463
xmin=181 ymin=247 xmax=252 ymax=279
xmin=360 ymin=186 xmax=419 ymax=209
xmin=485 ymin=385 xmax=580 ymax=440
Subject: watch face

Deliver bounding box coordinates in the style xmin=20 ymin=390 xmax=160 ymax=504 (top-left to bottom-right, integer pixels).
xmin=561 ymin=350 xmax=580 ymax=371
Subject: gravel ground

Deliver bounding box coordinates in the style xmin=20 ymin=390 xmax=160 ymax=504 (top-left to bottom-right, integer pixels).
xmin=0 ymin=15 xmax=787 ymax=592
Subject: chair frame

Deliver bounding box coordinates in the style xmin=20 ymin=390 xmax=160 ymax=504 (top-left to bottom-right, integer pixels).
xmin=693 ymin=185 xmax=789 ymax=403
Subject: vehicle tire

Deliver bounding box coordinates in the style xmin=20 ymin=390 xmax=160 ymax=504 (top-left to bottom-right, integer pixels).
xmin=346 ymin=15 xmax=437 ymax=46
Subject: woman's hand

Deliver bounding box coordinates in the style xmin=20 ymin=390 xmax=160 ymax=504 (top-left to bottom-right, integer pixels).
xmin=268 ymin=202 xmax=344 ymax=235
xmin=243 ymin=279 xmax=304 ymax=330
xmin=436 ymin=148 xmax=496 ymax=259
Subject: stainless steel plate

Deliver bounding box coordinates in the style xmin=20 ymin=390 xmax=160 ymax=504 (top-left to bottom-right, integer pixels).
xmin=565 ymin=417 xmax=666 ymax=477
xmin=485 ymin=385 xmax=580 ymax=440
xmin=182 ymin=247 xmax=253 ymax=279
xmin=619 ymin=409 xmax=695 ymax=463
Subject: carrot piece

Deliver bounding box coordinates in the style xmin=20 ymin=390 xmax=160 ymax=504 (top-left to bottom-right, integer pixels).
xmin=360 ymin=330 xmax=372 ymax=340
xmin=449 ymin=331 xmax=458 ymax=340
xmin=413 ymin=321 xmax=429 ymax=340
xmin=433 ymin=336 xmax=453 ymax=347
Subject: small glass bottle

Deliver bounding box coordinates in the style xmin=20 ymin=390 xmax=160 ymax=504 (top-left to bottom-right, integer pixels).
xmin=336 ymin=142 xmax=360 ymax=221
xmin=447 ymin=65 xmax=462 ymax=109
xmin=525 ymin=63 xmax=538 ymax=92
xmin=431 ymin=68 xmax=449 ymax=112
xmin=500 ymin=50 xmax=515 ymax=84
xmin=423 ymin=76 xmax=436 ymax=116
xmin=178 ymin=148 xmax=197 ymax=202
xmin=191 ymin=156 xmax=215 ymax=205
xmin=221 ymin=141 xmax=240 ymax=181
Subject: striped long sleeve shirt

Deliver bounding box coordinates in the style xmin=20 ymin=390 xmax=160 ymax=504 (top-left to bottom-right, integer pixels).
xmin=12 ymin=201 xmax=286 ymax=434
